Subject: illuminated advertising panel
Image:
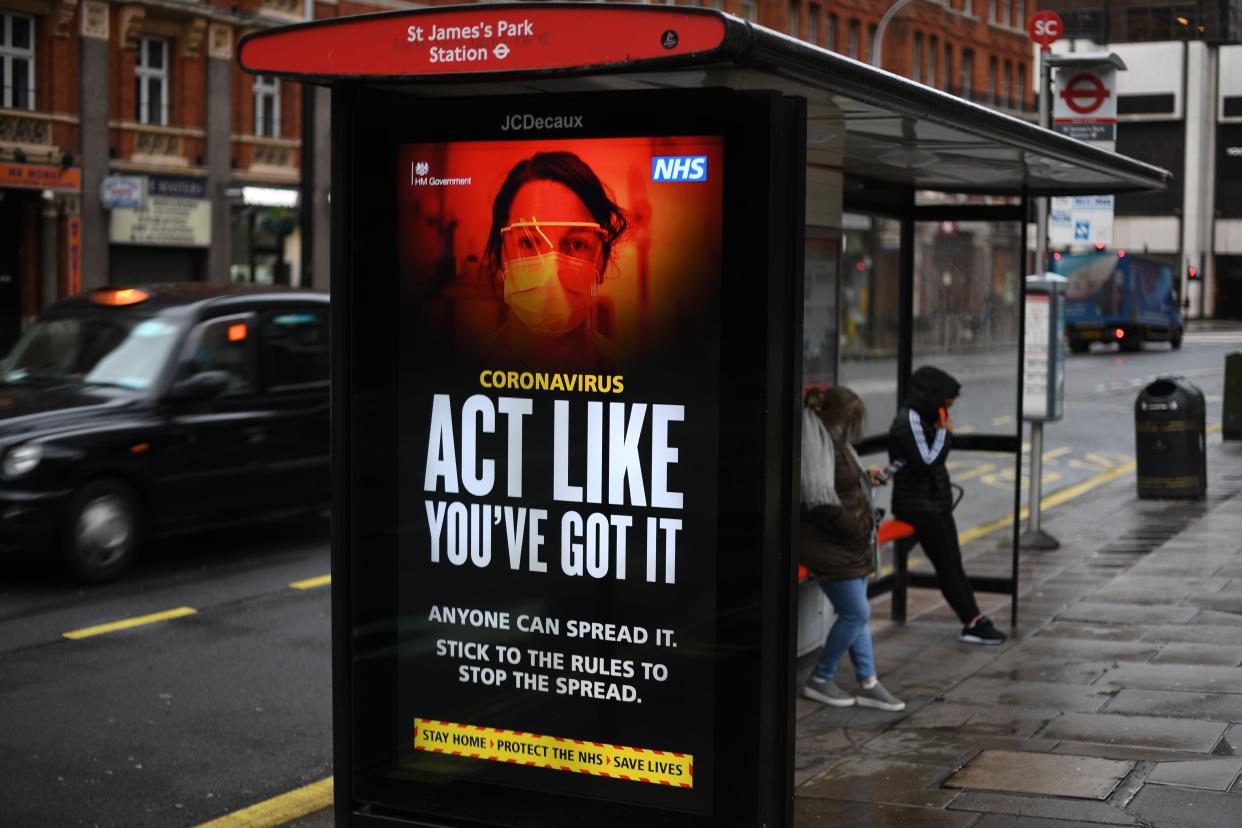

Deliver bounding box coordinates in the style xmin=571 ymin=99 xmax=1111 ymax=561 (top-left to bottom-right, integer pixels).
xmin=396 ymin=135 xmax=724 ymax=814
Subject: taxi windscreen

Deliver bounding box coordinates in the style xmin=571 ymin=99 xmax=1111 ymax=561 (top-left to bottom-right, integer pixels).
xmin=2 ymin=315 xmax=183 ymax=391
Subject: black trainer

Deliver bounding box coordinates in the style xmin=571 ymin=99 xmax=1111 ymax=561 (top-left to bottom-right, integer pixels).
xmin=960 ymin=616 xmax=1007 ymax=645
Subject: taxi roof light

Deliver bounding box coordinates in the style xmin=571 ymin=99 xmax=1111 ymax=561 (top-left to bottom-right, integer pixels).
xmin=90 ymin=288 xmax=150 ymax=307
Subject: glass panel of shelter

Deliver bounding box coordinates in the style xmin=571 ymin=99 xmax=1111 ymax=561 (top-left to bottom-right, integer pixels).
xmin=805 ymin=205 xmax=1025 ymax=604
xmin=910 ymin=219 xmax=1023 ymax=587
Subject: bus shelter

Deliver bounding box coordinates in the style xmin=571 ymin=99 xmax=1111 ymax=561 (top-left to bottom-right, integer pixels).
xmin=239 ymin=6 xmax=1169 ymax=827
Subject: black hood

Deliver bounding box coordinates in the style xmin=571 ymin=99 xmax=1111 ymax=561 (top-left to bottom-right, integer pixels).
xmin=905 ymin=366 xmax=961 ymax=421
xmin=0 ymin=382 xmax=135 ymax=439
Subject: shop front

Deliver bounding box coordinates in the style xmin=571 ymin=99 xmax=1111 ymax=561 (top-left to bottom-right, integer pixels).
xmin=106 ymin=174 xmax=211 ymax=284
xmin=0 ymin=161 xmax=81 ymax=355
xmin=228 ymin=184 xmax=301 ymax=285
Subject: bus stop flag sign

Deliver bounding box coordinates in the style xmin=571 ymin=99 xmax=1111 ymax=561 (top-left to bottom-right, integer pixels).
xmin=1053 ymin=68 xmax=1117 ymax=142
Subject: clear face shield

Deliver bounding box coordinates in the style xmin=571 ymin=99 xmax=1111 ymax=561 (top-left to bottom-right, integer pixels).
xmin=499 ymin=218 xmax=607 ymax=336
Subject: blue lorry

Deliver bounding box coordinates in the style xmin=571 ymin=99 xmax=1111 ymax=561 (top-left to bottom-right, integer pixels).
xmin=1051 ymin=250 xmax=1184 ymax=353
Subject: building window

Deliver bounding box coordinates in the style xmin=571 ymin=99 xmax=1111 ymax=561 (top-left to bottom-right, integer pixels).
xmin=1003 ymin=60 xmax=1012 ymax=108
xmin=789 ymin=0 xmax=800 ymax=36
xmin=912 ymin=32 xmax=923 ymax=83
xmin=997 ymin=0 xmax=1007 ymax=25
xmin=0 ymin=12 xmax=35 ymax=110
xmin=964 ymin=0 xmax=974 ymax=16
xmin=989 ymin=0 xmax=997 ymax=23
xmin=254 ymin=75 xmax=281 ymax=138
xmin=1061 ymin=8 xmax=1107 ymax=39
xmin=827 ymin=13 xmax=837 ymax=50
xmin=928 ymin=35 xmax=938 ymax=87
xmin=868 ymin=23 xmax=878 ymax=62
xmin=847 ymin=19 xmax=859 ymax=59
xmin=135 ymin=37 xmax=169 ymax=125
xmin=960 ymin=49 xmax=973 ymax=99
xmin=944 ymin=44 xmax=953 ymax=93
xmin=1017 ymin=62 xmax=1027 ymax=109
xmin=1013 ymin=0 xmax=1023 ymax=28
xmin=808 ymin=4 xmax=820 ymax=44
xmin=988 ymin=55 xmax=997 ymax=105
xmin=738 ymin=0 xmax=757 ymax=22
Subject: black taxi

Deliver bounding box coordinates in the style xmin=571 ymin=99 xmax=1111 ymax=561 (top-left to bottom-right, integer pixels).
xmin=0 ymin=284 xmax=329 ymax=582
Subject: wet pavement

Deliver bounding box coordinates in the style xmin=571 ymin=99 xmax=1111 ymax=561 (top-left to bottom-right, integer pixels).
xmin=793 ymin=435 xmax=1242 ymax=826
xmin=281 ymin=437 xmax=1242 ymax=827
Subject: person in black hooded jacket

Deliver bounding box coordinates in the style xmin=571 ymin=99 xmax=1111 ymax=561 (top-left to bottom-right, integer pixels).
xmin=888 ymin=366 xmax=1007 ymax=645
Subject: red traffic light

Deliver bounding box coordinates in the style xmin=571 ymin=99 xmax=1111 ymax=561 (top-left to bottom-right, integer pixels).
xmin=1188 ymin=266 xmax=1199 ymax=279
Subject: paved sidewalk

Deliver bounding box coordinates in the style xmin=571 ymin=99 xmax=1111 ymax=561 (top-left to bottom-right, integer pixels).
xmin=794 ymin=435 xmax=1242 ymax=827
xmin=281 ymin=440 xmax=1242 ymax=828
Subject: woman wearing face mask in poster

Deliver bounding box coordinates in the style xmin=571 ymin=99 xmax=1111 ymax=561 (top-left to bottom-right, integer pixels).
xmin=482 ymin=152 xmax=628 ymax=370
xmin=800 ymin=387 xmax=906 ymax=712
xmin=888 ymin=366 xmax=1007 ymax=645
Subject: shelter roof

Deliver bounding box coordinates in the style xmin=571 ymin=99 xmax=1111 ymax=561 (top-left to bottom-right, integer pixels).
xmin=238 ymin=2 xmax=1169 ymax=196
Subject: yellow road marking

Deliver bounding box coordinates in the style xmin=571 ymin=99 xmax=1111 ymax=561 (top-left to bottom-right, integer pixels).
xmin=955 ymin=425 xmax=976 ymax=434
xmin=1042 ymin=446 xmax=1072 ymax=461
xmin=290 ymin=575 xmax=331 ymax=590
xmin=1085 ymin=452 xmax=1120 ymax=468
xmin=991 ymin=416 xmax=1013 ymax=426
xmin=63 ymin=607 xmax=197 ymax=640
xmin=195 ymin=776 xmax=333 ymax=828
xmin=1208 ymin=422 xmax=1222 ymax=435
xmin=958 ymin=459 xmax=1138 ymax=546
xmin=953 ymin=462 xmax=996 ymax=482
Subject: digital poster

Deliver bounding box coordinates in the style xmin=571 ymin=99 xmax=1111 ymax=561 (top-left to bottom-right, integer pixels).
xmin=394 ymin=135 xmax=725 ymax=814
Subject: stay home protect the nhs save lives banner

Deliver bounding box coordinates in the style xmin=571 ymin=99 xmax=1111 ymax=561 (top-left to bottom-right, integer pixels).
xmin=395 ymin=135 xmax=724 ymax=813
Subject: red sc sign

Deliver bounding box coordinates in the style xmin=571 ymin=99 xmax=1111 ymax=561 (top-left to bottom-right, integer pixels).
xmin=1028 ymin=11 xmax=1063 ymax=50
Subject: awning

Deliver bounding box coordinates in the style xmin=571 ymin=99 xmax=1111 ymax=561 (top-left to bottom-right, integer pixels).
xmin=238 ymin=3 xmax=1170 ymax=196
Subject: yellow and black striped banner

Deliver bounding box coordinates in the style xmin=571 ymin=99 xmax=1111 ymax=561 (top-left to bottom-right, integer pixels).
xmin=414 ymin=717 xmax=693 ymax=787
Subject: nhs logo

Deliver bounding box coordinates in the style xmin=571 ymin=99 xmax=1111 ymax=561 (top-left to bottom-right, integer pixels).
xmin=651 ymin=155 xmax=708 ymax=182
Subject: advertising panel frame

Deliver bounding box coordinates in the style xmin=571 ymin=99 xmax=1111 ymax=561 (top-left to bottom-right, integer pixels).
xmin=331 ymin=84 xmax=805 ymax=828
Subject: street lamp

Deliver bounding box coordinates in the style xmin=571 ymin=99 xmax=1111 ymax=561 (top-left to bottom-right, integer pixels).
xmin=870 ymin=0 xmax=917 ymax=69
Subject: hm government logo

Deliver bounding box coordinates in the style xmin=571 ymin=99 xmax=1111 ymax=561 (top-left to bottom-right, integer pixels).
xmin=411 ymin=160 xmax=472 ymax=189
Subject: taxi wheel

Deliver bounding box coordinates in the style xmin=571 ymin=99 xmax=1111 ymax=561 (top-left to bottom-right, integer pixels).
xmin=63 ymin=478 xmax=141 ymax=583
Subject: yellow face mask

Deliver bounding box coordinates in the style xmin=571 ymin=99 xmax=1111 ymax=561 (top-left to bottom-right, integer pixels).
xmin=501 ymin=253 xmax=600 ymax=335
xmin=499 ymin=218 xmax=605 ymax=336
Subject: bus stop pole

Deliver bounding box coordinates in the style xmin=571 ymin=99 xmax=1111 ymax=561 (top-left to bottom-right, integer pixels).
xmin=1021 ymin=50 xmax=1060 ymax=551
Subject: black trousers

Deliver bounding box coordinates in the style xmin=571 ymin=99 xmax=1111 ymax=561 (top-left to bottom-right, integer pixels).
xmin=899 ymin=511 xmax=980 ymax=625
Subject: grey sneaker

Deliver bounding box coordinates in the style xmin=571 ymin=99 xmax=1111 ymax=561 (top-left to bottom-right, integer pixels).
xmin=855 ymin=681 xmax=906 ymax=712
xmin=802 ymin=676 xmax=855 ymax=707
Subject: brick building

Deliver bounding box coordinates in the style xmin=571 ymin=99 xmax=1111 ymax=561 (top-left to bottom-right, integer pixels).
xmin=0 ymin=0 xmax=1033 ymax=353
xmin=778 ymin=0 xmax=1034 ymax=112
xmin=0 ymin=0 xmax=412 ymax=352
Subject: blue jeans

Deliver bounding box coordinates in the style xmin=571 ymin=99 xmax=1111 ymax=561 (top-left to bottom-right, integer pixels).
xmin=811 ymin=576 xmax=875 ymax=683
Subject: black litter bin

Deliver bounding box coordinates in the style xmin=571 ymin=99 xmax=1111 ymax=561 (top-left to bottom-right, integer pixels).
xmin=1225 ymin=352 xmax=1241 ymax=441
xmin=1135 ymin=376 xmax=1207 ymax=499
